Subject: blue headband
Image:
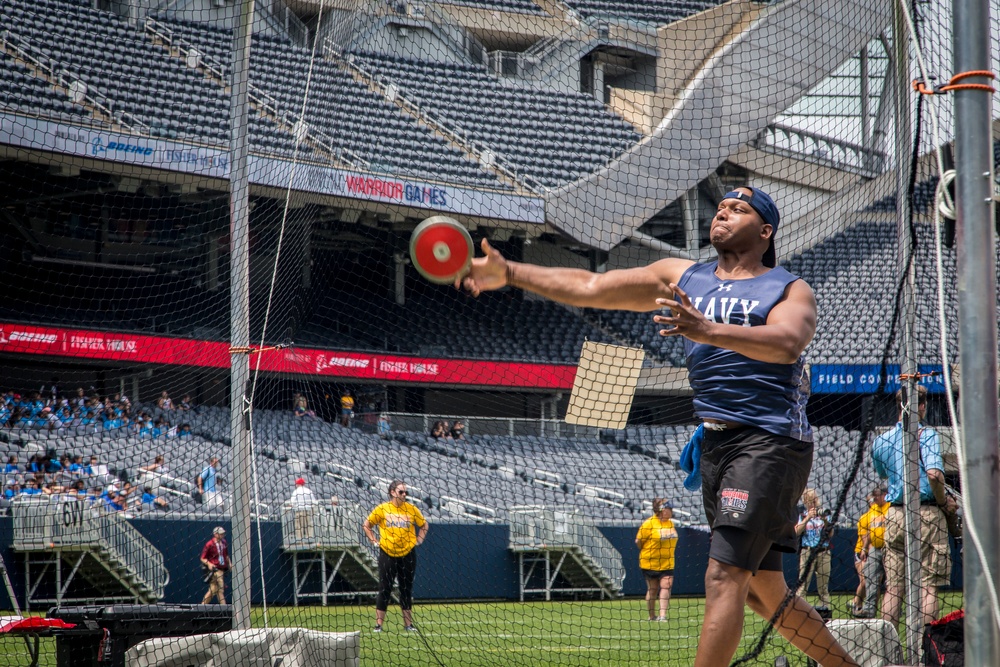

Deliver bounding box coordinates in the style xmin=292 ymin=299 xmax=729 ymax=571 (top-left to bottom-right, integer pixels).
xmin=723 ymin=189 xmax=780 ymax=267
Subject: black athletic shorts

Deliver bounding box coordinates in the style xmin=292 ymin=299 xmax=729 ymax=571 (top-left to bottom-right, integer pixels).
xmin=701 ymin=426 xmax=813 ymax=556
xmin=641 ymin=568 xmax=674 ymax=579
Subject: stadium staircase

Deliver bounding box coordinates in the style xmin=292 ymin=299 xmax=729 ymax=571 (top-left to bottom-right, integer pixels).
xmin=545 ymin=0 xmax=895 ymax=250
xmin=508 ymin=506 xmax=625 ymax=600
xmin=280 ymin=503 xmax=379 ymax=605
xmin=11 ymin=497 xmax=169 ymax=609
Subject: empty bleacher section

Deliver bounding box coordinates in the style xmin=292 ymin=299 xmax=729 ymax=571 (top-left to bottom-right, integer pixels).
xmin=564 ymin=0 xmax=727 ymax=24
xmin=149 ymin=17 xmax=507 ymax=188
xmin=1 ymin=0 xmax=304 ymax=153
xmin=782 ymin=220 xmax=992 ymax=364
xmin=344 ymin=51 xmax=642 ymax=188
xmin=298 ymin=289 xmax=614 ymax=362
xmin=0 ymin=51 xmax=92 ymax=122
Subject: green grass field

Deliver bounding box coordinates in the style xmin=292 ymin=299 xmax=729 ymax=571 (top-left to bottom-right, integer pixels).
xmin=0 ymin=593 xmax=964 ymax=666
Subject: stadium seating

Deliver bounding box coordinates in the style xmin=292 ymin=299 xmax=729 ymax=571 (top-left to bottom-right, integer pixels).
xmin=3 ymin=397 xmax=885 ymax=529
xmin=345 ymin=51 xmax=642 ymax=188
xmin=563 ymin=0 xmax=727 ymax=25
xmin=0 ymin=52 xmax=92 ymax=122
xmin=1 ymin=0 xmax=305 ymax=154
xmin=297 ymin=288 xmax=616 ymax=363
xmin=151 ymin=17 xmax=508 ymax=188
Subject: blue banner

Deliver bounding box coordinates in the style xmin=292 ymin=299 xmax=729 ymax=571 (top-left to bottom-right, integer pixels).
xmin=810 ymin=364 xmax=947 ymax=394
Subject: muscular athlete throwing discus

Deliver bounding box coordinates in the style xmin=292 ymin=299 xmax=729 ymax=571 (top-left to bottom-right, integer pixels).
xmin=459 ymin=187 xmax=856 ymax=667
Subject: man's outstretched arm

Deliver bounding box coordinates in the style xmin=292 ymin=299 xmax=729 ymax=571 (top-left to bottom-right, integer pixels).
xmin=458 ymin=239 xmax=693 ymax=312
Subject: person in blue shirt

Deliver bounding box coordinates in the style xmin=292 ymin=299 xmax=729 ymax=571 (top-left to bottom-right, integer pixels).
xmin=3 ymin=455 xmax=19 ymax=474
xmin=458 ymin=187 xmax=856 ymax=666
xmin=21 ymin=479 xmax=43 ymax=496
xmin=794 ymin=488 xmax=832 ymax=611
xmin=197 ymin=456 xmax=222 ymax=508
xmin=871 ymin=385 xmax=957 ymax=627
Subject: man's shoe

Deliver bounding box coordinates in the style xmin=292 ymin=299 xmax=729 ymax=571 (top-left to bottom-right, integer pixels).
xmin=403 ymin=625 xmax=418 ymax=632
xmin=852 ymin=609 xmax=875 ymax=619
xmin=373 ymin=625 xmax=383 ymax=633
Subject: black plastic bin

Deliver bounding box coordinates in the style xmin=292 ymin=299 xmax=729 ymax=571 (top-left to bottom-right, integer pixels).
xmin=47 ymin=604 xmax=233 ymax=667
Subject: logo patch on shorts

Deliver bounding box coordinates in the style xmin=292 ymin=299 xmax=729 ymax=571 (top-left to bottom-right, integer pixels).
xmin=720 ymin=488 xmax=749 ymax=512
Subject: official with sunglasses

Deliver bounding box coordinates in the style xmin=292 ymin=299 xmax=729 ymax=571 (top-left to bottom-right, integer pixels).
xmin=363 ymin=480 xmax=428 ymax=633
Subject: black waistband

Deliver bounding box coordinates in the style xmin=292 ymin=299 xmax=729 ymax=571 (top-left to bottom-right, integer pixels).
xmin=891 ymin=500 xmax=938 ymax=507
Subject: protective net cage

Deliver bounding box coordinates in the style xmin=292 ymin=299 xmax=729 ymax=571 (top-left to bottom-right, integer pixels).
xmin=0 ymin=0 xmax=996 ymax=665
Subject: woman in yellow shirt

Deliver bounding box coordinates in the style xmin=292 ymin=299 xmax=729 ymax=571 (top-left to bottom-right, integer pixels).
xmin=363 ymin=480 xmax=429 ymax=633
xmin=635 ymin=498 xmax=679 ymax=621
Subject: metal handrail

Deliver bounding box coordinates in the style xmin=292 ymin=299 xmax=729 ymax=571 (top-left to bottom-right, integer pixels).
xmin=11 ymin=497 xmax=169 ymax=599
xmin=752 ymin=123 xmax=888 ymax=177
xmin=508 ymin=506 xmax=624 ymax=588
xmin=439 ymin=495 xmax=497 ymax=523
xmin=279 ymin=502 xmax=378 ymax=562
xmin=0 ymin=29 xmax=151 ymax=134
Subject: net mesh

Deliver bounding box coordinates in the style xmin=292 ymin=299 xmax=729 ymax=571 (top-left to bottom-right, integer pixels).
xmin=0 ymin=0 xmax=996 ymax=665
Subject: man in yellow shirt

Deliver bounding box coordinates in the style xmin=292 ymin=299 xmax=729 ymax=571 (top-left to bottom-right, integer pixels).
xmin=853 ymin=484 xmax=889 ymax=618
xmin=635 ymin=498 xmax=679 ymax=621
xmin=340 ymin=391 xmax=354 ymax=427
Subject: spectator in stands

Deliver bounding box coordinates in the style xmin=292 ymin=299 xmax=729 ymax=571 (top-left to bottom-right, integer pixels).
xmin=156 ymin=391 xmax=173 ymax=410
xmin=200 ymin=526 xmax=230 ymax=604
xmin=152 ymin=417 xmax=170 ymax=437
xmin=363 ymin=480 xmax=428 ymax=633
xmin=795 ymin=488 xmax=832 ymax=612
xmin=292 ymin=393 xmax=315 ymax=418
xmin=197 ymin=456 xmax=223 ymax=508
xmin=853 ymin=483 xmax=889 ymax=619
xmin=450 ymin=420 xmax=466 ymax=440
xmin=378 ymin=414 xmax=391 ymax=438
xmin=177 ymin=423 xmax=192 ymax=437
xmin=635 ymin=498 xmax=678 ymax=622
xmin=4 ymin=480 xmax=19 ymax=500
xmin=872 ymin=386 xmax=956 ymax=627
xmin=458 ymin=187 xmax=857 ymax=666
xmin=178 ymin=394 xmax=194 ymax=411
xmin=140 ymin=486 xmax=169 ymax=511
xmin=21 ymin=479 xmax=43 ymax=496
xmin=430 ymin=421 xmax=447 ymax=439
xmin=140 ymin=455 xmax=168 ymax=474
xmin=74 ymin=388 xmax=87 ymax=411
xmin=4 ymin=456 xmax=19 ymax=474
xmin=289 ymin=477 xmax=318 ymax=540
xmin=340 ymin=391 xmax=354 ymax=427
xmin=68 ymin=455 xmax=85 ymax=476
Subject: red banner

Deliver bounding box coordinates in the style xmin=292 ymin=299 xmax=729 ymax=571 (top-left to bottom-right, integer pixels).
xmin=0 ymin=323 xmax=576 ymax=389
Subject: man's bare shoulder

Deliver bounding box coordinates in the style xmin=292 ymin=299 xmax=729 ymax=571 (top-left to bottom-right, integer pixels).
xmin=645 ymin=257 xmax=697 ymax=286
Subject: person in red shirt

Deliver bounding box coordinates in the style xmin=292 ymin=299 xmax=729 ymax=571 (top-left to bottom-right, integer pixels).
xmin=200 ymin=526 xmax=230 ymax=604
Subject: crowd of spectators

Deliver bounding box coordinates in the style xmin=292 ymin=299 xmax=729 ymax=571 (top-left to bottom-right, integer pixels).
xmin=0 ymin=387 xmax=195 ymax=438
xmin=1 ymin=448 xmax=170 ymax=514
xmin=430 ymin=419 xmax=466 ymax=441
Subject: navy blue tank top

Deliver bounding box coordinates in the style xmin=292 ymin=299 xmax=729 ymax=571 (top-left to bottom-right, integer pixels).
xmin=676 ymin=261 xmax=812 ymax=442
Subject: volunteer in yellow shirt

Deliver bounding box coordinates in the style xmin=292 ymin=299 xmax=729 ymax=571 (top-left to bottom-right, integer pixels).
xmin=363 ymin=480 xmax=428 ymax=633
xmin=853 ymin=484 xmax=889 ymax=618
xmin=635 ymin=498 xmax=679 ymax=621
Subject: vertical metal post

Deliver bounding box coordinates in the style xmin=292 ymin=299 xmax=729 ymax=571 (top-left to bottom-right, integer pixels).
xmin=891 ymin=3 xmax=922 ymax=659
xmin=954 ymin=0 xmax=1000 ymax=663
xmin=860 ymin=46 xmax=871 ymax=166
xmin=229 ymin=0 xmax=256 ymax=632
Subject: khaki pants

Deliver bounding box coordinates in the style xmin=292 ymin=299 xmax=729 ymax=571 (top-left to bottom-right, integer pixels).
xmin=884 ymin=504 xmax=951 ymax=588
xmin=294 ymin=510 xmax=314 ymax=540
xmin=202 ymin=569 xmax=226 ymax=604
xmin=797 ymin=548 xmax=832 ymax=607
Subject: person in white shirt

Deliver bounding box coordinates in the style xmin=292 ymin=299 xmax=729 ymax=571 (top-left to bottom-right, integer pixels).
xmin=290 ymin=478 xmax=317 ymax=540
